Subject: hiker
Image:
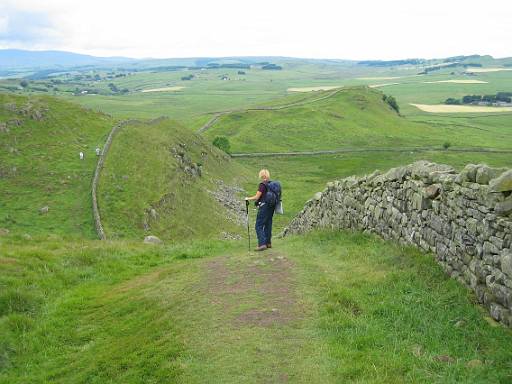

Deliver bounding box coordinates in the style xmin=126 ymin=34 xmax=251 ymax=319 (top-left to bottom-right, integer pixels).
xmin=79 ymin=151 xmax=84 ymax=160
xmin=245 ymin=169 xmax=277 ymax=251
xmin=96 ymin=147 xmax=101 ymax=156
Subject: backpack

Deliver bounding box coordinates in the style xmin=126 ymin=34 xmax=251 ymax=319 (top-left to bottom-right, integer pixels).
xmin=264 ymin=180 xmax=281 ymax=206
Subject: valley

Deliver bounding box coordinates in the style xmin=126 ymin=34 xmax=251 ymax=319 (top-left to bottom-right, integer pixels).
xmin=1 ymin=52 xmax=512 ymax=383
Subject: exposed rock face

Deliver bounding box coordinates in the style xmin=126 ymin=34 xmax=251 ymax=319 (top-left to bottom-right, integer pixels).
xmin=284 ymin=161 xmax=512 ymax=327
xmin=171 ymin=143 xmax=203 ymax=178
xmin=144 ymin=235 xmax=163 ymax=244
xmin=207 ymin=180 xmax=246 ymax=226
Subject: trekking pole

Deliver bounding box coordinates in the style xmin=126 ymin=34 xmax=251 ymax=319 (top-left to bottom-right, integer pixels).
xmin=245 ymin=200 xmax=251 ymax=251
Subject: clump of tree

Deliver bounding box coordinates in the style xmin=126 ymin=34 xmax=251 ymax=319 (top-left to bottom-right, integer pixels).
xmin=382 ymin=94 xmax=400 ymax=114
xmin=181 ymin=74 xmax=194 ymax=81
xmin=445 ymin=92 xmax=512 ymax=105
xmin=20 ymin=80 xmax=29 ymax=88
xmin=262 ymin=64 xmax=282 ymax=70
xmin=359 ymin=59 xmax=425 ymax=67
xmin=108 ymin=83 xmax=119 ymax=92
xmin=417 ymin=62 xmax=482 ymax=75
xmin=444 ymin=98 xmax=461 ymax=105
xmin=238 ymin=71 xmax=246 ymax=75
xmin=212 ymin=136 xmax=231 ymax=154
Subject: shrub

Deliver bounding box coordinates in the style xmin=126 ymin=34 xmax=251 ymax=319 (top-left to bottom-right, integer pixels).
xmin=383 ymin=94 xmax=400 ymax=114
xmin=445 ymin=98 xmax=461 ymax=105
xmin=0 ymin=288 xmax=42 ymax=316
xmin=443 ymin=142 xmax=451 ymax=150
xmin=212 ymin=136 xmax=231 ymax=154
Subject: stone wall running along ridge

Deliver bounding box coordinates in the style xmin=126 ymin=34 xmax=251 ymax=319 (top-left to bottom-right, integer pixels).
xmin=92 ymin=120 xmax=138 ymax=240
xmin=284 ymin=161 xmax=512 ymax=327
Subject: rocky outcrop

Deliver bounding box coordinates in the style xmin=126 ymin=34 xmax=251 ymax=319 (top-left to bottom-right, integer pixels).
xmin=284 ymin=161 xmax=512 ymax=327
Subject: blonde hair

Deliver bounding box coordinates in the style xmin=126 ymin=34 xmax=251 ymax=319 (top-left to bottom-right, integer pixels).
xmin=259 ymin=169 xmax=270 ymax=179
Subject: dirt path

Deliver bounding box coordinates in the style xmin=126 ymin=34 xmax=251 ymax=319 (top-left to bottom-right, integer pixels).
xmin=177 ymin=250 xmax=332 ymax=383
xmin=206 ymin=251 xmax=300 ymax=328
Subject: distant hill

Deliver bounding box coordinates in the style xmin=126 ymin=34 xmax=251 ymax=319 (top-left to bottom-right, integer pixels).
xmin=0 ymin=49 xmax=134 ymax=69
xmin=204 ymin=86 xmax=512 ymax=153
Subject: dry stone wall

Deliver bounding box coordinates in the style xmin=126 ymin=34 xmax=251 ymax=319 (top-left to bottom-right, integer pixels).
xmin=92 ymin=120 xmax=138 ymax=240
xmin=284 ymin=161 xmax=512 ymax=327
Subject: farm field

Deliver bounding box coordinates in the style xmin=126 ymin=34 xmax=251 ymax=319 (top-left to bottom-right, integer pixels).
xmin=410 ymin=104 xmax=512 ymax=113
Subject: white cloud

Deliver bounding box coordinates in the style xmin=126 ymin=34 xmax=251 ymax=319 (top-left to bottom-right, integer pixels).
xmin=0 ymin=0 xmax=511 ymax=59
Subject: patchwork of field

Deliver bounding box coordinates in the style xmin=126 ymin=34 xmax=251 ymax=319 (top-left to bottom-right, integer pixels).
xmin=369 ymin=82 xmax=400 ymax=88
xmin=287 ymin=86 xmax=341 ymax=92
xmin=140 ymin=86 xmax=185 ymax=92
xmin=466 ymin=67 xmax=512 ymax=73
xmin=423 ymin=80 xmax=488 ymax=84
xmin=356 ymin=76 xmax=402 ymax=80
xmin=410 ymin=103 xmax=512 ymax=113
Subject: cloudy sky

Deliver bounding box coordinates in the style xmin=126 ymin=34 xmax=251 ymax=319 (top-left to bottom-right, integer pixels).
xmin=0 ymin=0 xmax=511 ymax=60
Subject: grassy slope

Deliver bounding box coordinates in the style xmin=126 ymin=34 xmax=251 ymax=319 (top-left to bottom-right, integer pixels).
xmin=1 ymin=231 xmax=511 ymax=383
xmin=0 ymin=93 xmax=114 ymax=238
xmin=98 ymin=118 xmax=251 ymax=240
xmin=205 ymin=87 xmax=512 ymax=153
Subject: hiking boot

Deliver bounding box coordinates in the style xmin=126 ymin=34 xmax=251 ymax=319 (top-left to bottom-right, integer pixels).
xmin=255 ymin=245 xmax=267 ymax=251
xmin=266 ymin=243 xmax=272 ymax=249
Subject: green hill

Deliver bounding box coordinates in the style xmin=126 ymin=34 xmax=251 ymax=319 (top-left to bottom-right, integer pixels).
xmin=0 ymin=93 xmax=114 ymax=238
xmin=204 ymin=87 xmax=512 ymax=153
xmin=98 ymin=118 xmax=251 ymax=240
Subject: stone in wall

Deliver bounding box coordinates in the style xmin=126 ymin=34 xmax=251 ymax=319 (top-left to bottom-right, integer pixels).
xmin=284 ymin=161 xmax=512 ymax=327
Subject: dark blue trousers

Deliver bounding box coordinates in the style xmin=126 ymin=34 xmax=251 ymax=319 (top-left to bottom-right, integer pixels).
xmin=255 ymin=203 xmax=274 ymax=246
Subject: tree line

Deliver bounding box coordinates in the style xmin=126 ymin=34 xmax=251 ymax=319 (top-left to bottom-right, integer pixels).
xmin=445 ymin=92 xmax=512 ymax=105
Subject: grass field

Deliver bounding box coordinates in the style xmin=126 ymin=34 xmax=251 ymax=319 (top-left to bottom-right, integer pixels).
xmin=1 ymin=231 xmax=511 ymax=383
xmin=410 ymin=104 xmax=512 ymax=113
xmin=240 ymin=151 xmax=512 ymax=234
